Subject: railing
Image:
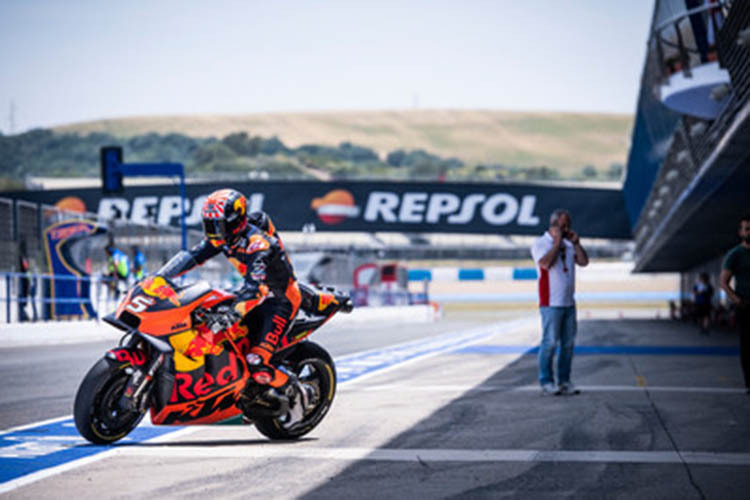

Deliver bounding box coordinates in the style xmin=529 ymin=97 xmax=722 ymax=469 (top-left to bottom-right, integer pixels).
xmin=652 ymin=0 xmax=731 ymax=80
xmin=0 ymin=272 xmax=121 ymax=324
xmin=634 ymin=0 xmax=748 ymax=260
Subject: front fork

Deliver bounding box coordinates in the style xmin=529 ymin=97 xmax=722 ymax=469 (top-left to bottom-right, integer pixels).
xmin=109 ymin=332 xmax=168 ymax=414
xmin=119 ymin=353 xmax=165 ymax=413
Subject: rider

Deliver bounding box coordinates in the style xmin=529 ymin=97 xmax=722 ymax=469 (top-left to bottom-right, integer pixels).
xmin=159 ymin=188 xmax=312 ymax=420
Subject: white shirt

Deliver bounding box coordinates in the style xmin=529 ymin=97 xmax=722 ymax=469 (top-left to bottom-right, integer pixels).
xmin=530 ymin=231 xmax=576 ymax=307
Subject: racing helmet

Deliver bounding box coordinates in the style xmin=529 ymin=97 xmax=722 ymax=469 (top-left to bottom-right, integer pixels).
xmin=201 ymin=189 xmax=248 ymax=246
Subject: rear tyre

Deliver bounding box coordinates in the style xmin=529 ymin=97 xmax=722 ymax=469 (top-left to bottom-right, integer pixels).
xmin=254 ymin=342 xmax=336 ymax=440
xmin=74 ymin=359 xmax=145 ymax=444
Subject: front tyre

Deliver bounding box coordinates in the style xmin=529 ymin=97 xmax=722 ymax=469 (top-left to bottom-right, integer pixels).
xmin=255 ymin=342 xmax=336 ymax=440
xmin=74 ymin=359 xmax=146 ymax=444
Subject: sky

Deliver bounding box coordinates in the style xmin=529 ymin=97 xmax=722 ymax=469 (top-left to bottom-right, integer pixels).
xmin=0 ymin=0 xmax=655 ymax=134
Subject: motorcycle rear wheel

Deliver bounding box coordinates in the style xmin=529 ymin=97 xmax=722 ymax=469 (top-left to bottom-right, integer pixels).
xmin=254 ymin=342 xmax=336 ymax=440
xmin=74 ymin=359 xmax=146 ymax=444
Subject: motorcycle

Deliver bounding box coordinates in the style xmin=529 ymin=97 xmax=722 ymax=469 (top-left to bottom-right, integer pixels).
xmin=74 ymin=274 xmax=352 ymax=444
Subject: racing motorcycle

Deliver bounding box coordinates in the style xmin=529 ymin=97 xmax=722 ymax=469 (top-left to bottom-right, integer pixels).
xmin=74 ymin=274 xmax=352 ymax=444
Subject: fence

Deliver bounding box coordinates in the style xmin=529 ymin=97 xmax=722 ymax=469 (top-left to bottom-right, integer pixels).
xmin=1 ymin=272 xmax=114 ymax=323
xmin=0 ymin=197 xmax=234 ymax=323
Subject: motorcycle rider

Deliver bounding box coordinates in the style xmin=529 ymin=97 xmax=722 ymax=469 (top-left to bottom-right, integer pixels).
xmin=159 ymin=188 xmax=322 ymax=425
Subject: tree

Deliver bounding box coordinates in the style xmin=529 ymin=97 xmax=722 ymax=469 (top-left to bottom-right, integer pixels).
xmin=607 ymin=163 xmax=624 ymax=180
xmin=581 ymin=165 xmax=598 ymax=179
xmin=386 ymin=149 xmax=406 ymax=167
xmin=222 ymin=132 xmax=261 ymax=156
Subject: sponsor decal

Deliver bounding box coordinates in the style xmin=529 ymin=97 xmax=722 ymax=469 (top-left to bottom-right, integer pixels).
xmin=161 ymin=383 xmax=240 ymax=424
xmin=108 ymin=347 xmax=147 ymax=367
xmin=311 ymin=190 xmax=360 ymax=225
xmin=307 ymin=190 xmax=540 ymax=227
xmin=246 ymin=234 xmax=270 ymax=253
xmin=48 ymin=223 xmax=93 ymax=241
xmin=141 ymin=276 xmax=181 ymax=307
xmin=80 ymin=188 xmax=541 ymax=229
xmin=169 ymin=351 xmax=240 ymax=402
xmin=125 ymin=295 xmax=156 ymax=313
xmin=95 ymin=193 xmax=264 ymax=227
xmin=252 ymin=371 xmax=273 ymax=385
xmin=318 ymin=292 xmax=339 ymax=312
xmin=233 ymin=196 xmax=246 ymax=215
xmin=362 ymin=191 xmax=540 ymax=226
xmin=264 ymin=315 xmax=288 ymax=346
xmin=171 ymin=322 xmax=189 ymax=331
xmin=185 ymin=330 xmax=224 ymax=358
xmin=54 ymin=196 xmax=87 ymax=213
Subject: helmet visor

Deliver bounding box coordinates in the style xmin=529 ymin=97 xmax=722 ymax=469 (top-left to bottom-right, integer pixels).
xmin=202 ymin=218 xmax=227 ymax=240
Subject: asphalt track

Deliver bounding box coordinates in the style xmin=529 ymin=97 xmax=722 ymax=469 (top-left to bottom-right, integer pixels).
xmin=2 ymin=309 xmax=750 ymax=499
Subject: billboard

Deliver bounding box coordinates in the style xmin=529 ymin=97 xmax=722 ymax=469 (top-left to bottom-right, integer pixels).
xmin=6 ymin=180 xmax=632 ymax=239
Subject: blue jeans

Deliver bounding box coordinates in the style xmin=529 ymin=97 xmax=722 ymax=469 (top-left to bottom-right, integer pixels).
xmin=538 ymin=306 xmax=577 ymax=386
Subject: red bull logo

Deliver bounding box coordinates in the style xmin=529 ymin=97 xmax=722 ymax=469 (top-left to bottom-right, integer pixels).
xmin=141 ymin=276 xmax=181 ymax=307
xmin=185 ymin=329 xmax=224 ymax=358
xmin=318 ymin=292 xmax=339 ymax=312
xmin=311 ymin=190 xmax=360 ymax=225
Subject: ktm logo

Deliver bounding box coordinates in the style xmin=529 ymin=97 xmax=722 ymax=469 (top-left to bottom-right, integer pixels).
xmin=311 ymin=190 xmax=360 ymax=225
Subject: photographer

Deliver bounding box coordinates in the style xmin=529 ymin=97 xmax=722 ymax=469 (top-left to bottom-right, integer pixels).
xmin=530 ymin=209 xmax=589 ymax=396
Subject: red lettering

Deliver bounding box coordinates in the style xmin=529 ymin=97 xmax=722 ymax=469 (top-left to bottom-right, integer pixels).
xmin=131 ymin=350 xmax=146 ymax=366
xmin=216 ymin=352 xmax=238 ymax=385
xmin=114 ymin=350 xmax=132 ymax=364
xmin=193 ymin=373 xmax=215 ymax=397
xmin=111 ymin=349 xmax=146 ymax=367
xmin=175 ymin=373 xmax=194 ymax=401
xmin=272 ymin=315 xmax=287 ymax=333
xmin=264 ymin=315 xmax=287 ymax=346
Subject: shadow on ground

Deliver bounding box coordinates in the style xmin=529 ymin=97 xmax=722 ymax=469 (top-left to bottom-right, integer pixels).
xmin=301 ymin=319 xmax=750 ymax=500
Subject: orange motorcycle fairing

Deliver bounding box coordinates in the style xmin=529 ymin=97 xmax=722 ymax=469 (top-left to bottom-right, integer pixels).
xmin=150 ymin=334 xmax=254 ymax=425
xmin=151 ymin=378 xmax=247 ymax=425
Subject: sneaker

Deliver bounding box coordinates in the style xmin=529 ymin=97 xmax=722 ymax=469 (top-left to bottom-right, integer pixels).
xmin=541 ymin=383 xmax=561 ymax=396
xmin=559 ymin=382 xmax=581 ymax=395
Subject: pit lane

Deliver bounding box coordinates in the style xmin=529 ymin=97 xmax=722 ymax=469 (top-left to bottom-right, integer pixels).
xmin=2 ymin=308 xmax=750 ymax=499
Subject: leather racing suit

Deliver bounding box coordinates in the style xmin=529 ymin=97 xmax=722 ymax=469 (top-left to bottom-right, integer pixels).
xmin=160 ymin=215 xmax=301 ymax=391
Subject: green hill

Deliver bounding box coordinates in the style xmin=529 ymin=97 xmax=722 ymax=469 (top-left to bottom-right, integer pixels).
xmin=53 ymin=109 xmax=633 ymax=176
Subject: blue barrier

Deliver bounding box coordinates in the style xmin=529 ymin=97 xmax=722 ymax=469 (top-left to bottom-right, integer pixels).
xmin=407 ymin=269 xmax=432 ymax=282
xmin=1 ymin=272 xmax=118 ymax=324
xmin=458 ymin=269 xmax=484 ymax=281
xmin=407 ymin=267 xmax=539 ymax=282
xmin=512 ymin=268 xmax=538 ymax=280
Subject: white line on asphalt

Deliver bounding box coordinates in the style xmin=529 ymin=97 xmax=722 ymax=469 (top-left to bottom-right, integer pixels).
xmin=0 ymin=415 xmax=72 ymax=436
xmin=0 ymin=427 xmax=200 ymax=495
xmin=116 ymin=445 xmax=750 ymax=466
xmin=347 ymin=384 xmax=748 ymax=394
xmin=0 ymin=318 xmax=537 ymax=493
xmin=338 ymin=317 xmax=537 ymax=387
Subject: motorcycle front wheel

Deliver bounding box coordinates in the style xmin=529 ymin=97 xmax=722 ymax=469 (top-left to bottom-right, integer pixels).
xmin=74 ymin=359 xmax=146 ymax=444
xmin=254 ymin=341 xmax=337 ymax=440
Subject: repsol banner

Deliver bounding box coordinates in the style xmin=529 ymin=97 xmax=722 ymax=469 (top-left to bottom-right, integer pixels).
xmin=5 ymin=180 xmax=632 ymax=238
